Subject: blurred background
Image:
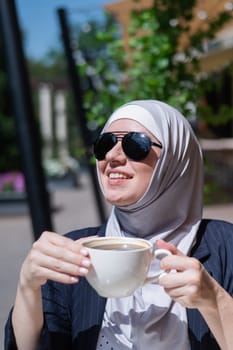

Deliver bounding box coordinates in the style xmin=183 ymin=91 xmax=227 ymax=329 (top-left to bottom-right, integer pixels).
xmin=1 ymin=0 xmax=233 ymax=347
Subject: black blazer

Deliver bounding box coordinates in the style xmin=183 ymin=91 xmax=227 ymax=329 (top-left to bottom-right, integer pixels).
xmin=5 ymin=219 xmax=233 ymax=349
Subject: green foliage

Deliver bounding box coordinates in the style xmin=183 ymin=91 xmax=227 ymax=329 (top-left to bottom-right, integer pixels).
xmin=201 ymin=104 xmax=233 ymax=126
xmin=198 ymin=65 xmax=233 ymax=129
xmin=76 ymin=0 xmax=233 ymax=128
xmin=77 ymin=14 xmax=129 ymax=128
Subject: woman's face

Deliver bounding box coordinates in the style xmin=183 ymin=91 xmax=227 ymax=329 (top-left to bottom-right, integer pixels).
xmin=97 ymin=119 xmax=161 ymax=206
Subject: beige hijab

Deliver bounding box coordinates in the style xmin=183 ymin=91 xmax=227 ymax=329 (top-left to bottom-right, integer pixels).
xmin=97 ymin=100 xmax=203 ymax=349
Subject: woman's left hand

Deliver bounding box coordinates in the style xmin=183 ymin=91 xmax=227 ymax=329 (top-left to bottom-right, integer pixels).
xmin=156 ymin=239 xmax=233 ymax=350
xmin=156 ymin=239 xmax=217 ymax=309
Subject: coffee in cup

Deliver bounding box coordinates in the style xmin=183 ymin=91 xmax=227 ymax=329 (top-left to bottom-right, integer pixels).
xmin=82 ymin=236 xmax=171 ymax=298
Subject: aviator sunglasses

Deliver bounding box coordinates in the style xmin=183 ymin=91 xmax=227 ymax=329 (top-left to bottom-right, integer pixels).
xmin=93 ymin=131 xmax=162 ymax=161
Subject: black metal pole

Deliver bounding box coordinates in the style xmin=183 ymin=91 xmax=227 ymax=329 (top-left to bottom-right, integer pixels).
xmin=57 ymin=8 xmax=107 ymax=223
xmin=0 ymin=0 xmax=53 ymax=239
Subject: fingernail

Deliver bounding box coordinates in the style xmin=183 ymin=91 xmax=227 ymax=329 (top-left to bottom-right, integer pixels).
xmin=80 ymin=248 xmax=88 ymax=256
xmin=70 ymin=276 xmax=79 ymax=283
xmin=79 ymin=267 xmax=88 ymax=274
xmin=82 ymin=259 xmax=90 ymax=267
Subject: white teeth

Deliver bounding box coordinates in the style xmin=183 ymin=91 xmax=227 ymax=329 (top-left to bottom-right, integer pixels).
xmin=109 ymin=173 xmax=128 ymax=179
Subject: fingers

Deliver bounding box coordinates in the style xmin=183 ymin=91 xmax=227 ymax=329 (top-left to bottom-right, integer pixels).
xmin=35 ymin=252 xmax=89 ymax=277
xmin=156 ymin=239 xmax=184 ymax=256
xmin=155 ymin=240 xmax=216 ymax=309
xmin=20 ymin=231 xmax=92 ymax=289
xmin=158 ymin=252 xmax=207 ymax=308
xmin=34 ymin=235 xmax=86 ymax=267
xmin=160 ymin=270 xmax=204 ymax=308
xmin=40 ymin=231 xmax=86 ymax=254
xmin=34 ymin=232 xmax=90 ymax=269
xmin=160 ymin=255 xmax=201 ymax=272
xmin=23 ymin=263 xmax=80 ymax=287
xmin=159 ymin=262 xmax=202 ymax=287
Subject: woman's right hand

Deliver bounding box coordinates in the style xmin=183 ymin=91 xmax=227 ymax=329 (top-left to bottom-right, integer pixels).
xmin=19 ymin=231 xmax=91 ymax=290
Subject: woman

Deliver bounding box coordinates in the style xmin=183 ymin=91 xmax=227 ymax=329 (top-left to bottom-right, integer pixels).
xmin=5 ymin=100 xmax=233 ymax=349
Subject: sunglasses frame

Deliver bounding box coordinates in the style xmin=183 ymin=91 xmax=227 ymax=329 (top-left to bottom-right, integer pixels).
xmin=93 ymin=131 xmax=162 ymax=161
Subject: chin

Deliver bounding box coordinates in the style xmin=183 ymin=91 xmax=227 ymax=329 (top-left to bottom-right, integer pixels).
xmin=106 ymin=196 xmax=135 ymax=207
xmin=103 ymin=188 xmax=138 ymax=206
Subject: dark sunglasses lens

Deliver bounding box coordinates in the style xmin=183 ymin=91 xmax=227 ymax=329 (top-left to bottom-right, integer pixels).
xmin=122 ymin=133 xmax=151 ymax=161
xmin=94 ymin=133 xmax=116 ymax=160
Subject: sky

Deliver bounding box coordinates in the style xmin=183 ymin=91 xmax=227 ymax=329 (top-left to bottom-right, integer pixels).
xmin=15 ymin=0 xmax=115 ymax=60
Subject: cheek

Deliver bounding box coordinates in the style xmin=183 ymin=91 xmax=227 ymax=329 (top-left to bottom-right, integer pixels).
xmin=136 ymin=169 xmax=153 ymax=194
xmin=132 ymin=162 xmax=155 ymax=192
xmin=97 ymin=162 xmax=106 ymax=185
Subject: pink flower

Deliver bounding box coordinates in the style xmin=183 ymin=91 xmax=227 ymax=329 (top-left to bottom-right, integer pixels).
xmin=0 ymin=172 xmax=25 ymax=192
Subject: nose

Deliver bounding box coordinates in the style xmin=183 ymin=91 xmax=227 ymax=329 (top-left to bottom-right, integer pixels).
xmin=105 ymin=141 xmax=126 ymax=163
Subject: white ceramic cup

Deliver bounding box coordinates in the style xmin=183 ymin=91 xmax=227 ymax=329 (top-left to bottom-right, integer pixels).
xmin=82 ymin=236 xmax=171 ymax=298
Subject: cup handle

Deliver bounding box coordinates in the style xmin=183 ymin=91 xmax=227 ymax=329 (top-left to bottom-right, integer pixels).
xmin=143 ymin=248 xmax=172 ymax=285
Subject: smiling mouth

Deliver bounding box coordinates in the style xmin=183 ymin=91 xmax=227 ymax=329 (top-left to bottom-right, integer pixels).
xmin=108 ymin=173 xmax=132 ymax=179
